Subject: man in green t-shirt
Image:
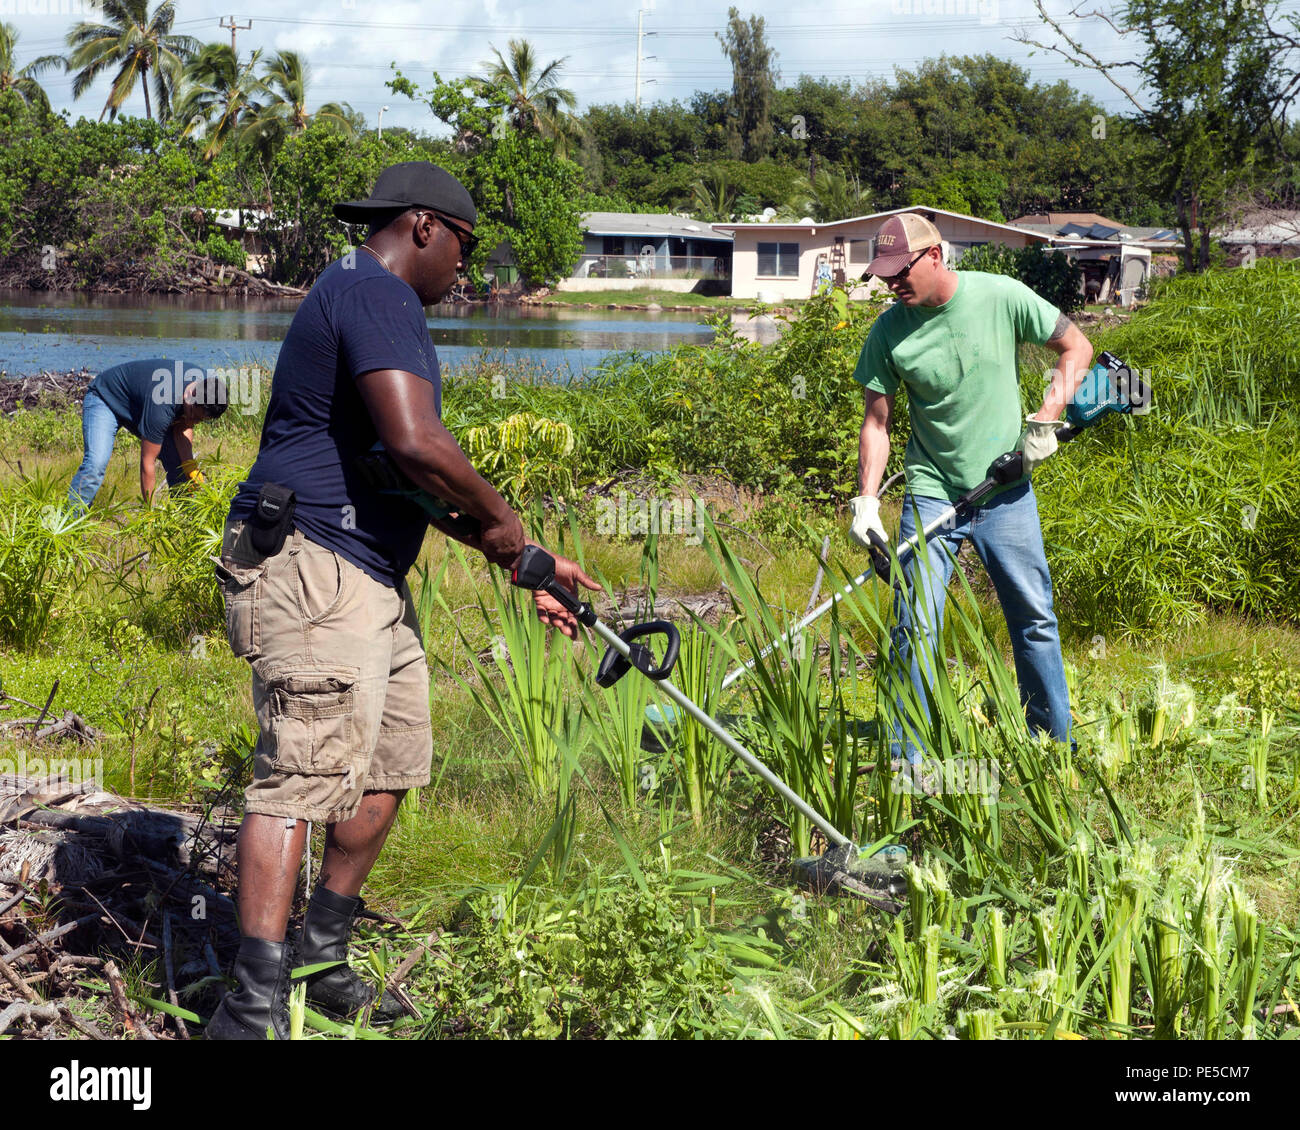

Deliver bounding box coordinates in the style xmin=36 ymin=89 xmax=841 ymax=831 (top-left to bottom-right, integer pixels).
xmin=848 ymin=213 xmax=1094 ymax=764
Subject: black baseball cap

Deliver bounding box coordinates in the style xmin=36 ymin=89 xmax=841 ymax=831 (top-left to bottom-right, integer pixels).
xmin=334 ymin=162 xmax=477 ymax=226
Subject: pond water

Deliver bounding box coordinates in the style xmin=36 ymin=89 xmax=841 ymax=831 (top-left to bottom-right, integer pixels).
xmin=0 ymin=290 xmax=776 ymax=381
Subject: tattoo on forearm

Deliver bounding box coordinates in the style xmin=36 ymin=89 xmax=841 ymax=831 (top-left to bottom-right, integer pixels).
xmin=1047 ymin=313 xmax=1071 ymax=342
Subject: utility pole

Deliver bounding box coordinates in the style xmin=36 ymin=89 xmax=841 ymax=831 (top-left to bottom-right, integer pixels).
xmin=635 ymin=9 xmax=657 ymax=111
xmin=220 ymin=16 xmax=252 ymax=59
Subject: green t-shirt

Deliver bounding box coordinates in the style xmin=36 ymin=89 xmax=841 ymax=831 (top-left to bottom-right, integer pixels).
xmin=852 ymin=271 xmax=1061 ymax=502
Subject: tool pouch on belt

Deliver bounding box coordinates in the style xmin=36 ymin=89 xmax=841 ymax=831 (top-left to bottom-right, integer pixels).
xmin=249 ymin=483 xmax=297 ymax=557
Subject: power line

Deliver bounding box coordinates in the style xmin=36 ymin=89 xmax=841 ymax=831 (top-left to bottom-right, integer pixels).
xmin=219 ymin=15 xmax=253 ymax=59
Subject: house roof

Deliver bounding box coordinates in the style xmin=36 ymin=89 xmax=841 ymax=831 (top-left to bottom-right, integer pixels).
xmin=1214 ymin=211 xmax=1300 ymax=245
xmin=1013 ymin=221 xmax=1182 ymax=248
xmin=1011 ymin=211 xmax=1129 ymax=229
xmin=581 ymin=212 xmax=732 ymax=242
xmin=712 ymin=205 xmax=1055 ymax=242
xmin=210 ymin=207 xmax=274 ymax=230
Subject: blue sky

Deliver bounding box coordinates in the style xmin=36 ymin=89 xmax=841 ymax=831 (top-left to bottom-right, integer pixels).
xmin=12 ymin=0 xmax=1298 ymax=134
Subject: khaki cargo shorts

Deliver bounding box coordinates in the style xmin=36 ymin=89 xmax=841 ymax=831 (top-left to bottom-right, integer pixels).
xmin=217 ymin=520 xmax=433 ymax=823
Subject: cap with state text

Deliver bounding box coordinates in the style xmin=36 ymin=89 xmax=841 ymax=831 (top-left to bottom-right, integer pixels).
xmin=864 ymin=213 xmax=942 ymax=277
xmin=333 ymin=162 xmax=477 ymax=226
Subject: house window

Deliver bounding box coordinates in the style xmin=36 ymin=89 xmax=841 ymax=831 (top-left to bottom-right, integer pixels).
xmin=948 ymin=241 xmax=987 ymax=265
xmin=602 ymin=237 xmax=626 ymax=256
xmin=757 ymin=242 xmax=799 ymax=277
xmin=848 ymin=239 xmax=872 ymax=265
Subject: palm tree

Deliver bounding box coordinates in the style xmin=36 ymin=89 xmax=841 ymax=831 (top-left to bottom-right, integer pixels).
xmin=474 ymin=39 xmax=578 ymax=146
xmin=689 ymin=170 xmax=737 ymax=223
xmin=0 ymin=23 xmax=62 ymax=113
xmin=174 ymin=43 xmax=264 ymax=161
xmin=786 ymin=168 xmax=870 ymax=223
xmin=237 ymin=50 xmax=357 ymax=160
xmin=63 ymin=0 xmax=201 ymax=122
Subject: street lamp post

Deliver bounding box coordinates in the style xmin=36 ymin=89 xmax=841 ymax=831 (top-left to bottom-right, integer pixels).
xmin=378 ymin=105 xmax=389 ymax=138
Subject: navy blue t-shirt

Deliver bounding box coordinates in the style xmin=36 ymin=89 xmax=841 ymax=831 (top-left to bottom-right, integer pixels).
xmin=90 ymin=358 xmax=198 ymax=443
xmin=228 ymin=253 xmax=440 ymax=588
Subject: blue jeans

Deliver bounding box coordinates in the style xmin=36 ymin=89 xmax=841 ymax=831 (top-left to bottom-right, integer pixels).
xmin=885 ymin=481 xmax=1071 ymax=764
xmin=68 ymin=390 xmax=184 ymax=507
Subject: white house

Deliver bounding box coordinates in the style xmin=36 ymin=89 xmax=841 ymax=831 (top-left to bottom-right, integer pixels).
xmin=561 ymin=212 xmax=733 ymax=292
xmin=712 ymin=207 xmax=1055 ymax=301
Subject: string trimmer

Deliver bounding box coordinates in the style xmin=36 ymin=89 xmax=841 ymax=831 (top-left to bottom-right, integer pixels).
xmin=715 ymin=350 xmax=1149 ymax=692
xmin=352 ymin=450 xmax=905 ymax=902
xmin=509 ymin=546 xmax=908 ymax=908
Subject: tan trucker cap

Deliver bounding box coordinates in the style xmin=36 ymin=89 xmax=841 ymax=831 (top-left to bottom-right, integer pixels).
xmin=864 ymin=213 xmax=943 ymax=277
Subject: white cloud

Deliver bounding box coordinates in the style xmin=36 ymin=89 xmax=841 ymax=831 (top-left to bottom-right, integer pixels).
xmin=19 ymin=0 xmax=1150 ymax=129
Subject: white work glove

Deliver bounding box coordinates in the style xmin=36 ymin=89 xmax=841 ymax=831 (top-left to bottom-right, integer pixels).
xmin=848 ymin=494 xmax=889 ymax=551
xmin=1020 ymin=417 xmax=1059 ymax=475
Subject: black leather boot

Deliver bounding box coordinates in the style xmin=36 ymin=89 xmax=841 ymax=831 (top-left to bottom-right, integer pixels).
xmin=206 ymin=936 xmax=293 ymax=1040
xmin=298 ymin=885 xmax=404 ymax=1026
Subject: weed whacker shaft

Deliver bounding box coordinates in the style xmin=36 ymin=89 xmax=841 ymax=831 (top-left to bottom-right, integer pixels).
xmin=510 ymin=546 xmax=855 ymax=850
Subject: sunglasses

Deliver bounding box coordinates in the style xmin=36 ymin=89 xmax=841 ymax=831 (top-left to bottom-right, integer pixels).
xmin=878 ymin=248 xmax=930 ymax=283
xmin=416 ymin=210 xmax=478 ymax=260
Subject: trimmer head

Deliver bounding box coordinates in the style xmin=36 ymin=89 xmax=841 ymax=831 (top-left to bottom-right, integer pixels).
xmin=793 ymin=842 xmax=909 ymax=911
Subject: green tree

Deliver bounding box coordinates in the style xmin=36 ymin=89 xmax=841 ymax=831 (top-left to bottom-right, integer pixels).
xmin=238 ymin=50 xmax=357 ymax=164
xmin=474 ymin=39 xmax=580 ymax=155
xmin=578 ymin=99 xmax=720 ymax=199
xmin=63 ymin=0 xmax=200 ymax=122
xmin=689 ymin=169 xmax=737 ymax=222
xmin=717 ymin=7 xmax=777 ymax=161
xmin=174 ymin=43 xmax=264 ymax=162
xmin=787 ymin=167 xmax=870 ymax=222
xmin=0 ymin=100 xmax=235 ymax=288
xmin=1018 ymin=0 xmax=1300 ymax=271
xmin=391 ymin=71 xmax=583 ymax=288
xmin=649 ymin=157 xmax=798 ymax=214
xmin=907 ymin=169 xmax=1006 ymax=222
xmin=770 ymin=76 xmax=860 ymax=174
xmin=0 ymin=23 xmax=61 ymax=113
xmin=249 ymin=123 xmax=419 ymax=285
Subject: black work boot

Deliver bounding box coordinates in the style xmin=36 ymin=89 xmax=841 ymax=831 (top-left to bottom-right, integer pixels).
xmin=206 ymin=936 xmax=294 ymax=1041
xmin=298 ymin=885 xmax=404 ymax=1026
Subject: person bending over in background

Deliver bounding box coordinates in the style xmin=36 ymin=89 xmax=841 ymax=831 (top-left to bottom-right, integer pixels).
xmin=67 ymin=358 xmax=226 ymax=507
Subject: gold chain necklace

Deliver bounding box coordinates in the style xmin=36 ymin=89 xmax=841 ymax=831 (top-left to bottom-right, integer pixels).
xmin=360 ymin=243 xmax=392 ymax=272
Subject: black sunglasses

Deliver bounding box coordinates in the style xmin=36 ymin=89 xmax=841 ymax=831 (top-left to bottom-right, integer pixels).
xmin=878 ymin=248 xmax=930 ymax=283
xmin=414 ymin=210 xmax=478 ymax=260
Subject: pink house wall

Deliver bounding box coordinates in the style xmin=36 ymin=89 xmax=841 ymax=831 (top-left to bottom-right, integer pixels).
xmin=722 ymin=214 xmax=1040 ymax=300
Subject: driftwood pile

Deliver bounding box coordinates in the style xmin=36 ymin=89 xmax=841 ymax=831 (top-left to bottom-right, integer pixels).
xmin=1 ymin=253 xmax=306 ymax=298
xmin=0 ymin=763 xmax=242 ymax=1039
xmin=162 ymin=252 xmax=307 ymax=298
xmin=0 ymin=369 xmax=94 ymax=414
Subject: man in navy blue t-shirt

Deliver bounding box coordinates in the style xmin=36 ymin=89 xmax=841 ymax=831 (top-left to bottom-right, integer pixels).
xmin=209 ymin=162 xmax=597 ymax=1040
xmin=67 ymin=359 xmax=227 ymax=506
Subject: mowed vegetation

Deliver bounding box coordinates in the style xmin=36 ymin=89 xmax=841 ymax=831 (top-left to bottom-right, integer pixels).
xmin=1 ymin=263 xmax=1298 ymax=1039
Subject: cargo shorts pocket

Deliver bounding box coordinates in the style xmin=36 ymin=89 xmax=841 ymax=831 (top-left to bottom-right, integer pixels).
xmin=260 ymin=664 xmax=360 ymax=776
xmin=215 ymin=558 xmax=267 ymax=660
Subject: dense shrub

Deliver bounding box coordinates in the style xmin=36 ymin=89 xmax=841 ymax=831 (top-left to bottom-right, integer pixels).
xmin=957 ymin=243 xmax=1084 ymax=314
xmin=1036 ymin=260 xmax=1300 ymax=633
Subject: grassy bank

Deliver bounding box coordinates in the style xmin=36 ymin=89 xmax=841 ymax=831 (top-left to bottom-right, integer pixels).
xmin=530 ymin=288 xmax=786 ymax=309
xmin=1 ymin=264 xmax=1297 ymax=1040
